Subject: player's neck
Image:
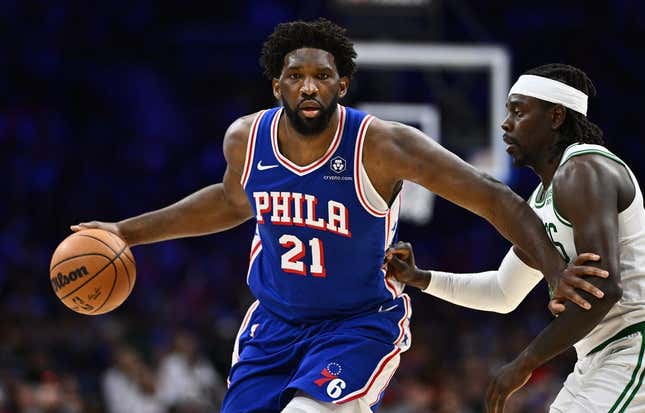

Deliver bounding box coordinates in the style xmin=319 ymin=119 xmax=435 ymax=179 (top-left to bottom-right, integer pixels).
xmin=534 ymin=150 xmax=565 ymax=189
xmin=278 ymin=109 xmax=340 ymax=166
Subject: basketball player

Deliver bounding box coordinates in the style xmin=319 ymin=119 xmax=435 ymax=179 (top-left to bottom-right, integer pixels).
xmin=72 ymin=20 xmax=604 ymax=412
xmin=386 ymin=64 xmax=645 ymax=412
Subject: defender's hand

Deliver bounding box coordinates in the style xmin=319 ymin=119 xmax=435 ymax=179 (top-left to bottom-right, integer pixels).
xmin=548 ymin=252 xmax=607 ymax=314
xmin=548 ymin=253 xmax=608 ymax=310
xmin=485 ymin=360 xmax=532 ymax=413
xmin=385 ymin=241 xmax=429 ymax=290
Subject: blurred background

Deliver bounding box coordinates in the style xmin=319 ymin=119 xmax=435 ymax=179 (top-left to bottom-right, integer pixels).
xmin=2 ymin=0 xmax=644 ymax=412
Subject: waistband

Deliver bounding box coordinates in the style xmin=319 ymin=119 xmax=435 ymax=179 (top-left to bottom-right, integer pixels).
xmin=588 ymin=321 xmax=645 ymax=355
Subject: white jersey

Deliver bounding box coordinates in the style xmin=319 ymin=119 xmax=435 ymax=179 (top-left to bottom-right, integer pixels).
xmin=529 ymin=143 xmax=645 ymax=357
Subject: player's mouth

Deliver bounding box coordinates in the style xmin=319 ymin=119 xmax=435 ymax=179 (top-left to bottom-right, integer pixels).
xmin=503 ymin=135 xmax=518 ymax=152
xmin=298 ymin=101 xmax=322 ymax=118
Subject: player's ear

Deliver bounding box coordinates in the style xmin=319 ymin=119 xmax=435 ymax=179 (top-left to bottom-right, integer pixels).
xmin=272 ymin=78 xmax=281 ymax=101
xmin=338 ymin=76 xmax=349 ymax=99
xmin=551 ymin=104 xmax=566 ymax=130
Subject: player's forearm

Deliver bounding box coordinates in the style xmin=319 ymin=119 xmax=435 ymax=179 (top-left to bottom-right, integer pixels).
xmin=118 ymin=184 xmax=252 ymax=246
xmin=424 ymin=249 xmax=542 ymax=313
xmin=514 ymin=284 xmax=621 ymax=372
xmin=489 ymin=188 xmax=564 ymax=283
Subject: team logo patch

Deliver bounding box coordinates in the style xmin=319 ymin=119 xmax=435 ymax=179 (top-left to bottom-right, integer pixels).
xmin=314 ymin=362 xmax=346 ymax=399
xmin=329 ymin=156 xmax=346 ymax=174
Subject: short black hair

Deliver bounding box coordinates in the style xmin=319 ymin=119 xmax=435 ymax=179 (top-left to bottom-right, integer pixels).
xmin=259 ymin=18 xmax=357 ymax=80
xmin=524 ymin=63 xmax=605 ymax=157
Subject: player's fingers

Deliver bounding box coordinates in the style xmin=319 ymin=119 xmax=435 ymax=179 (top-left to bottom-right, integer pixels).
xmin=548 ymin=299 xmax=566 ymax=316
xmin=485 ymin=384 xmax=498 ymax=413
xmin=387 ymin=256 xmax=407 ymax=272
xmin=584 ymin=267 xmax=609 ymax=279
xmin=496 ymin=396 xmax=506 ymax=413
xmin=392 ymin=241 xmax=413 ymax=252
xmin=70 ymin=222 xmax=95 ymax=232
xmin=560 ymin=286 xmax=592 ymax=310
xmin=570 ymin=265 xmax=609 ymax=279
xmin=388 ymin=248 xmax=411 ymax=260
xmin=574 ymin=253 xmax=600 ymax=265
xmin=567 ymin=276 xmax=605 ymax=298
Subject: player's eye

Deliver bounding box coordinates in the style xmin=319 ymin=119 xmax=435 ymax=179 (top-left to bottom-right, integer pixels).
xmin=289 ymin=73 xmax=301 ymax=80
xmin=317 ymin=73 xmax=329 ymax=80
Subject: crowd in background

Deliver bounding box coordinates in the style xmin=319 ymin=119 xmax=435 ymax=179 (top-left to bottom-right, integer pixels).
xmin=2 ymin=1 xmax=644 ymax=412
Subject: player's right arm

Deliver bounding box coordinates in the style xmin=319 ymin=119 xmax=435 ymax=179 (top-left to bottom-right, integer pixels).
xmin=71 ymin=115 xmax=257 ymax=246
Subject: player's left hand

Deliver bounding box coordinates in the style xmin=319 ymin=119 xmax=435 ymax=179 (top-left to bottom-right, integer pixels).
xmin=384 ymin=241 xmax=430 ymax=290
xmin=548 ymin=252 xmax=608 ymax=311
xmin=485 ymin=359 xmax=532 ymax=413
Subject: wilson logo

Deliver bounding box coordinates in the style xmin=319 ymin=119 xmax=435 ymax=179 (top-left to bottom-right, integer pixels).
xmin=51 ymin=266 xmax=89 ymax=292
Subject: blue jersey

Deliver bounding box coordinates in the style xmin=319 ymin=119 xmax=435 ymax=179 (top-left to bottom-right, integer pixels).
xmin=241 ymin=105 xmax=403 ymax=323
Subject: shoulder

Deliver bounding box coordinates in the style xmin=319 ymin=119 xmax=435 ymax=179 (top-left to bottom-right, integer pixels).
xmin=223 ymin=111 xmax=264 ymax=170
xmin=224 ymin=112 xmax=263 ymax=147
xmin=555 ymin=151 xmax=634 ymax=208
xmin=552 ymin=153 xmax=625 ymax=218
xmin=554 ymin=153 xmax=625 ymax=191
xmin=223 ymin=113 xmax=256 ymax=152
xmin=363 ymin=117 xmax=430 ymax=154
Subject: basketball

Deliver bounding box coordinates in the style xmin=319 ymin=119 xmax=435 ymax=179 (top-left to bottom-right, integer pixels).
xmin=50 ymin=228 xmax=136 ymax=315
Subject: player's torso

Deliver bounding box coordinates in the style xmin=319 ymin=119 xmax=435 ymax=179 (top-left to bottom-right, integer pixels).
xmin=529 ymin=143 xmax=645 ymax=356
xmin=241 ymin=105 xmax=403 ymax=323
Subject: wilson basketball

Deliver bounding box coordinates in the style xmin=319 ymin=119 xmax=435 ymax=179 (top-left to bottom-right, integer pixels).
xmin=50 ymin=228 xmax=136 ymax=315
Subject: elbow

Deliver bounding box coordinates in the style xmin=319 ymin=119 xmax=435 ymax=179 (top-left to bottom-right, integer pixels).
xmin=494 ymin=297 xmax=522 ymax=314
xmin=496 ymin=303 xmax=519 ymax=314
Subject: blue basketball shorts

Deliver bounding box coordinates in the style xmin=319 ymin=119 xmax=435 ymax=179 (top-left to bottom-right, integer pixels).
xmin=222 ymin=294 xmax=412 ymax=412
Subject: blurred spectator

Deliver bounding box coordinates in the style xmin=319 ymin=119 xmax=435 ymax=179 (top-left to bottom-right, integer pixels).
xmin=156 ymin=330 xmax=225 ymax=412
xmin=102 ymin=345 xmax=163 ymax=413
xmin=11 ymin=372 xmax=83 ymax=413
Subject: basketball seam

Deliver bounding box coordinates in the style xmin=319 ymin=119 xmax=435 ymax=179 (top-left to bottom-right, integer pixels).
xmin=107 ymin=232 xmax=135 ymax=265
xmin=58 ymin=246 xmax=127 ymax=301
xmin=50 ymin=252 xmax=114 ymax=273
xmin=90 ymin=259 xmax=119 ymax=314
xmin=80 ymin=232 xmax=134 ymax=291
xmin=105 ymin=232 xmax=134 ymax=291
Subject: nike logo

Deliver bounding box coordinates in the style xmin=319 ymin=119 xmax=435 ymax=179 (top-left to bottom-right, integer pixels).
xmin=257 ymin=161 xmax=279 ymax=171
xmin=378 ymin=304 xmax=398 ymax=312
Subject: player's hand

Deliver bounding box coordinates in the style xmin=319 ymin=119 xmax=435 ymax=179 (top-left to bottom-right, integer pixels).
xmin=548 ymin=252 xmax=608 ymax=311
xmin=485 ymin=359 xmax=532 ymax=413
xmin=548 ymin=252 xmax=607 ymax=314
xmin=384 ymin=241 xmax=429 ymax=290
xmin=70 ymin=221 xmax=126 ymax=242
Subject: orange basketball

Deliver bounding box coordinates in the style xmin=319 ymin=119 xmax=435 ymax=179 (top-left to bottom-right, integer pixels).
xmin=50 ymin=228 xmax=136 ymax=315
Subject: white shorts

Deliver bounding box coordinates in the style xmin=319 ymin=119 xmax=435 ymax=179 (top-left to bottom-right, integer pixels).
xmin=550 ymin=329 xmax=645 ymax=413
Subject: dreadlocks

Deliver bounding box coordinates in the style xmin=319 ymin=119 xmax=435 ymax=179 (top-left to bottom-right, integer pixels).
xmin=525 ymin=64 xmax=605 ymax=158
xmin=259 ymin=18 xmax=357 ymax=80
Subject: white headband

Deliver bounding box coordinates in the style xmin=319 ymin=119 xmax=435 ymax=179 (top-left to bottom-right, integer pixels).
xmin=509 ymin=74 xmax=588 ymax=116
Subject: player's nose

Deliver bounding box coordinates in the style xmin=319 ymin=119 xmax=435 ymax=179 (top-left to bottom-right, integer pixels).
xmin=501 ymin=114 xmax=512 ymax=132
xmin=300 ymin=76 xmax=318 ymax=96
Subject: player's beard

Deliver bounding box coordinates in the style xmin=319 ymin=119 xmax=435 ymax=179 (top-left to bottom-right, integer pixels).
xmin=282 ymin=94 xmax=339 ymax=136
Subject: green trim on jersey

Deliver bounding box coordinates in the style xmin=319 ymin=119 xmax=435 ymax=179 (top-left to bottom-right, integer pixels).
xmin=561 ymin=149 xmax=626 ymax=168
xmin=589 ymin=321 xmax=645 ymax=354
xmin=550 ymin=146 xmax=629 ymax=228
xmin=552 ymin=195 xmax=573 ymax=227
xmin=606 ymin=324 xmax=645 ymax=412
xmin=532 ymin=184 xmax=548 ymax=208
